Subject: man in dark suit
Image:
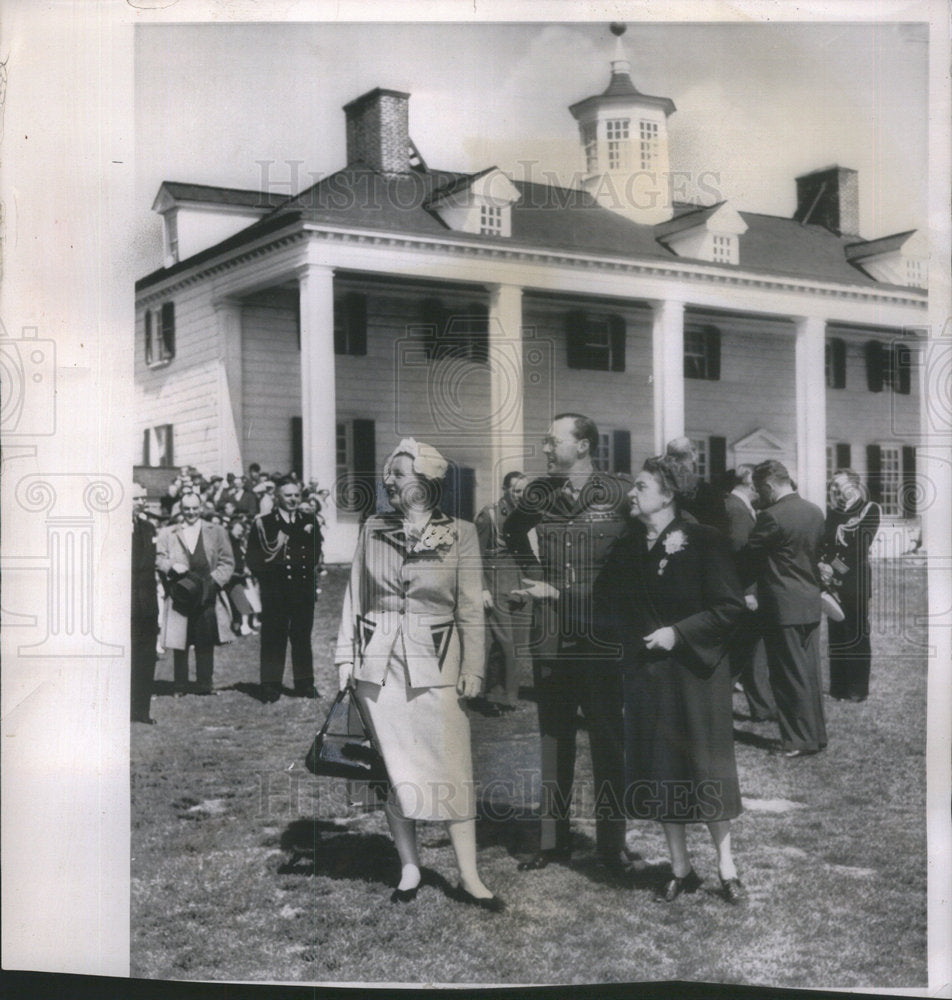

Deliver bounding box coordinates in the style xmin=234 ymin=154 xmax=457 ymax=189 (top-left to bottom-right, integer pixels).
xmin=246 ymin=477 xmax=322 ymax=702
xmin=506 ymin=413 xmax=642 ymax=873
xmin=744 ymin=460 xmax=827 ymax=757
xmin=131 ymin=483 xmax=160 ymax=724
xmin=664 ymin=436 xmax=728 ymax=534
xmin=723 ymin=465 xmax=776 ymax=722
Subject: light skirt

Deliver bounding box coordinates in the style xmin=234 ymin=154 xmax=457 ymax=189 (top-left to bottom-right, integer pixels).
xmin=355 ymin=643 xmax=475 ymax=821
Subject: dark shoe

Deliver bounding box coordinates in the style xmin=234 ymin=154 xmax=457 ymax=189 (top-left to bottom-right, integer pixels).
xmin=390 ymin=885 xmax=419 ymax=904
xmin=293 ymin=683 xmax=320 ymax=699
xmin=657 ymin=869 xmax=703 ymax=902
xmin=451 ymin=885 xmax=505 ymax=913
xmin=518 ymin=848 xmax=571 ymax=871
xmin=194 ymin=687 xmax=218 ymax=696
xmin=261 ymin=684 xmax=281 ymax=703
xmin=772 ymin=747 xmax=820 ymax=758
xmin=132 ymin=716 xmax=156 ymax=725
xmin=599 ymin=848 xmax=648 ymax=874
xmin=847 ymin=694 xmax=867 ymax=703
xmin=720 ymin=876 xmax=746 ymax=905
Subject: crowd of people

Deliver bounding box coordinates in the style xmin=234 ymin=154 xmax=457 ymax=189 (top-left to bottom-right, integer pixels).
xmin=131 ymin=414 xmax=882 ymax=915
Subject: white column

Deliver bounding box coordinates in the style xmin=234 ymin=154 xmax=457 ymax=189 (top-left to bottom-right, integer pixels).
xmin=213 ymin=298 xmax=244 ymax=475
xmin=794 ymin=315 xmax=828 ymax=506
xmin=297 ymin=261 xmax=343 ymax=558
xmin=487 ymin=284 xmax=525 ymax=505
xmin=650 ymin=299 xmax=685 ymax=454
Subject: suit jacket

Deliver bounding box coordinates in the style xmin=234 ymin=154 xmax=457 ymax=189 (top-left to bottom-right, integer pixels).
xmin=723 ymin=492 xmax=755 ymax=553
xmin=743 ymin=492 xmax=825 ymax=626
xmin=504 ymin=471 xmax=632 ymax=656
xmin=335 ymin=511 xmax=484 ymax=689
xmin=156 ymin=521 xmax=235 ymax=648
xmin=245 ymin=509 xmax=323 ymax=597
xmin=474 ymin=498 xmax=524 ymax=603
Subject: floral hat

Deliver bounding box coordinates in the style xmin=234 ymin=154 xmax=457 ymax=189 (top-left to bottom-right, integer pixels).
xmin=384 ymin=437 xmax=449 ymax=482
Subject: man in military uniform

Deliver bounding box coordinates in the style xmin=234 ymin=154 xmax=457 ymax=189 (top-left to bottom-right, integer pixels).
xmin=246 ymin=477 xmax=322 ymax=702
xmin=507 ymin=413 xmax=642 ymax=873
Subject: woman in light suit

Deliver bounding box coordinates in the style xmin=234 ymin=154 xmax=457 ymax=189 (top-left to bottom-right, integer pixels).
xmin=335 ymin=439 xmax=502 ymax=911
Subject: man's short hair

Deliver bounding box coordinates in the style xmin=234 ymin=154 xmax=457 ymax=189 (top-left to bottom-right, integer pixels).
xmin=665 ymin=436 xmax=697 ymax=465
xmin=731 ymin=464 xmax=755 ymax=489
xmin=274 ymin=476 xmax=299 ymax=491
xmin=753 ymin=460 xmax=792 ymax=487
xmin=502 ymin=470 xmax=526 ymax=490
xmin=553 ymin=412 xmax=599 ymax=455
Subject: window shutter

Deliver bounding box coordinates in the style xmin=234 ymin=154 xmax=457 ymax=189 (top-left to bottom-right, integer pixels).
xmin=609 ymin=314 xmax=626 ymax=372
xmin=709 ymin=436 xmax=727 ymax=477
xmin=865 ymin=341 xmax=884 ymax=392
xmin=902 ymin=446 xmax=917 ymax=516
xmin=422 ymin=298 xmax=445 ymax=361
xmin=894 ymin=344 xmax=911 ymax=395
xmin=291 ymin=416 xmax=303 ymax=477
xmin=565 ymin=310 xmax=587 ymax=369
xmin=333 ymin=298 xmax=346 ymax=354
xmin=352 ymin=418 xmax=376 ymax=519
xmin=611 ymin=429 xmax=631 ymax=474
xmin=706 ymin=326 xmax=721 ymax=381
xmin=142 ymin=429 xmax=150 ymax=466
xmin=866 ymin=444 xmax=882 ymax=504
xmin=160 ymin=302 xmax=175 ymax=359
xmin=443 ymin=464 xmax=475 ymax=521
xmin=144 ymin=311 xmax=153 ymax=365
xmin=835 ymin=443 xmax=852 ymax=470
xmin=830 ymin=337 xmax=847 ymax=389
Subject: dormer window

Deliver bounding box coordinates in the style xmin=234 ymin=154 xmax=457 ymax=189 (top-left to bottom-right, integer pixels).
xmin=426 ymin=167 xmax=521 ymax=238
xmin=906 ymin=258 xmax=926 ymax=289
xmin=606 ymin=119 xmax=630 ymax=170
xmin=711 ymin=234 xmax=734 ymax=263
xmin=165 ymin=213 xmax=179 ymax=265
xmin=479 ymin=204 xmax=503 ymax=236
xmin=639 ymin=120 xmax=659 ymax=170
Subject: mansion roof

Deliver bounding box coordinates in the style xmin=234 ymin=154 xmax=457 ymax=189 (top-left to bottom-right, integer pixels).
xmin=136 ymin=164 xmax=925 ymax=297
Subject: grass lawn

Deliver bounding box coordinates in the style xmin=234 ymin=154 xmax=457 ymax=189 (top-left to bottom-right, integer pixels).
xmin=131 ymin=561 xmax=928 ymax=987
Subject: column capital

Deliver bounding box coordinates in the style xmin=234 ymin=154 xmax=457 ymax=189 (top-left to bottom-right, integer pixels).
xmin=791 ymin=314 xmax=827 ymax=330
xmin=487 ymin=282 xmax=524 ymax=297
xmin=648 ymin=298 xmax=686 ymax=313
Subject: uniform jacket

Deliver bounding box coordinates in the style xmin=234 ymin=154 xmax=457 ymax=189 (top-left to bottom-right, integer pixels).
xmin=156 ymin=520 xmax=235 ymax=649
xmin=821 ymin=499 xmax=881 ymax=601
xmin=743 ymin=492 xmax=825 ymax=625
xmin=335 ymin=511 xmax=485 ymax=689
xmin=245 ymin=508 xmax=323 ymax=597
xmin=132 ymin=515 xmax=159 ymax=634
xmin=504 ymin=471 xmax=632 ymax=656
xmin=474 ymin=498 xmax=524 ymax=603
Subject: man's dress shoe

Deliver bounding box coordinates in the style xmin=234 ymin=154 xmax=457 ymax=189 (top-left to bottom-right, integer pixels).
xmin=294 ymin=683 xmax=320 ymax=699
xmin=517 ymin=848 xmax=571 ymax=871
xmin=261 ymin=684 xmax=281 ymax=703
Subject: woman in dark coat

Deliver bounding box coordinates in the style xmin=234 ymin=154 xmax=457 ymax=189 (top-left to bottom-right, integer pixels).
xmin=819 ymin=469 xmax=881 ymax=702
xmin=594 ymin=456 xmax=747 ymax=904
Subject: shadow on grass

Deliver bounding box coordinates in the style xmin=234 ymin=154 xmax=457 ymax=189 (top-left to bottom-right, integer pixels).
xmin=732 ymin=727 xmax=780 ymax=752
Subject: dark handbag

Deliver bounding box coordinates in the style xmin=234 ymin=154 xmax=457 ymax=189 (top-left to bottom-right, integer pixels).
xmin=304 ymin=687 xmax=388 ymax=783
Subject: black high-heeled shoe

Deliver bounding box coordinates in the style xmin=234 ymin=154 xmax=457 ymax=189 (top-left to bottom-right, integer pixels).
xmin=657 ymin=868 xmax=702 ymax=902
xmin=451 ymin=885 xmax=505 ymax=913
xmin=390 ymin=884 xmax=420 ymax=904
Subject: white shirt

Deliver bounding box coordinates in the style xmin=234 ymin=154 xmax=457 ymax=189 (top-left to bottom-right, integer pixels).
xmin=181 ymin=521 xmax=201 ymax=553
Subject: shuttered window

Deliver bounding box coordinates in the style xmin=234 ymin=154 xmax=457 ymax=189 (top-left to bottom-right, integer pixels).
xmin=565 ymin=311 xmax=626 ymax=371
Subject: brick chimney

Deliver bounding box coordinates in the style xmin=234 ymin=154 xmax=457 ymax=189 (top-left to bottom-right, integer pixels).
xmin=343 ymin=88 xmax=411 ymax=175
xmin=794 ymin=166 xmax=860 ymax=237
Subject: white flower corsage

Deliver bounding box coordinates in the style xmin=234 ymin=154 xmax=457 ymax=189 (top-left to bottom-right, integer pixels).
xmin=658 ymin=530 xmax=688 ymax=576
xmin=411 ymin=522 xmax=457 ymax=554
xmin=304 ymin=523 xmax=313 ymax=534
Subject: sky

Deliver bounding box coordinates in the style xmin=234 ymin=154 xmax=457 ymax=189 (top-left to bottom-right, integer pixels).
xmin=133 ymin=19 xmax=929 ymax=275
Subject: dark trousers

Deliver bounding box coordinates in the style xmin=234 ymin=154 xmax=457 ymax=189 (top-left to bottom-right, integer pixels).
xmin=259 ymin=582 xmax=315 ymax=687
xmin=764 ymin=622 xmax=828 ymax=752
xmin=173 ymin=645 xmax=214 ymax=692
xmin=131 ymin=627 xmax=157 ymax=720
xmin=534 ymin=656 xmax=627 ymax=857
xmin=828 ymin=596 xmax=872 ymax=700
xmin=729 ymin=612 xmax=776 ymax=721
xmin=485 ymin=600 xmax=532 ymax=705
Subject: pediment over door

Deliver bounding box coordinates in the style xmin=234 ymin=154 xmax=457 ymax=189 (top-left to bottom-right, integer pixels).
xmin=731 ymin=428 xmax=795 ymax=470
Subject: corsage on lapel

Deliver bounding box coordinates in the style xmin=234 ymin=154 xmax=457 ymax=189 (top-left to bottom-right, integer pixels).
xmin=410 ymin=521 xmax=456 ymax=555
xmin=657 ymin=528 xmax=688 ymax=576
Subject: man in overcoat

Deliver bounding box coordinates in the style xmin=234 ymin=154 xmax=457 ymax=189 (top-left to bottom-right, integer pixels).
xmin=245 ymin=477 xmax=322 ymax=702
xmin=743 ymin=460 xmax=827 ymax=757
xmin=156 ymin=494 xmax=234 ymax=694
xmin=506 ymin=413 xmax=640 ymax=872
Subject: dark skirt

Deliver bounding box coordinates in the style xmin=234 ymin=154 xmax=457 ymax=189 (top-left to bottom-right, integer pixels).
xmin=622 ymin=654 xmax=741 ymax=823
